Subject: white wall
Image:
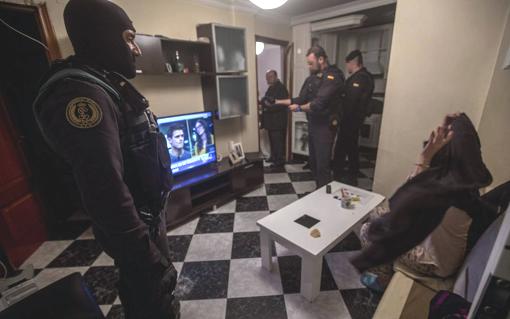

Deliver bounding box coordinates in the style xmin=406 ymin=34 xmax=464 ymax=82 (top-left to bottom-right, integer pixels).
xmin=373 ymin=0 xmax=510 ymax=197
xmin=256 ymin=44 xmax=283 ymax=97
xmin=478 ymin=8 xmax=510 ymax=190
xmin=7 ymin=0 xmax=291 ymax=157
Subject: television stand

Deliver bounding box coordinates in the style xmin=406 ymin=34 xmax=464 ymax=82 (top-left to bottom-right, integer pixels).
xmin=165 ymin=152 xmax=264 ymax=229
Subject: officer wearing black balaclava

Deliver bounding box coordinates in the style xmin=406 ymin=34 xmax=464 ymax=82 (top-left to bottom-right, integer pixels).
xmin=32 ymin=0 xmax=180 ymax=318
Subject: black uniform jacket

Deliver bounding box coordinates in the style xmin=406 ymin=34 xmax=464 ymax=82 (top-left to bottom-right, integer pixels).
xmin=292 ymin=65 xmax=344 ymax=126
xmin=262 ymin=80 xmax=289 ymax=130
xmin=35 ymin=77 xmax=162 ymax=265
xmin=342 ymin=67 xmax=374 ymax=120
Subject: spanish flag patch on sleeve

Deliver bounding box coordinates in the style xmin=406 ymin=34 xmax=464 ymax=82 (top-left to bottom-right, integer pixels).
xmin=327 ymin=75 xmax=335 ymax=80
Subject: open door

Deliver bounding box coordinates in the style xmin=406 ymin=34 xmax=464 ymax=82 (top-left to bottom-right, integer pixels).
xmin=0 ymin=2 xmax=62 ymax=267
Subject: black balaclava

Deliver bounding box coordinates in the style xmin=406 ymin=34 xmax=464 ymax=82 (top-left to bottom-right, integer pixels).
xmin=64 ymin=0 xmax=137 ymax=79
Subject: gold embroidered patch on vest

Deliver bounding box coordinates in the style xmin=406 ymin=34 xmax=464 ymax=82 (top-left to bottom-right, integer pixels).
xmin=65 ymin=97 xmax=103 ymax=129
xmin=327 ymin=75 xmax=335 ymax=80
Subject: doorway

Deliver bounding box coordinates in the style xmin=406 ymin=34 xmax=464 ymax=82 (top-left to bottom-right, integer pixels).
xmin=255 ymin=35 xmax=289 ymax=162
xmin=309 ymin=4 xmax=396 ymax=190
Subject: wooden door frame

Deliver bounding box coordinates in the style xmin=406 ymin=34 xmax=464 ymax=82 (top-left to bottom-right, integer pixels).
xmin=0 ymin=2 xmax=61 ymax=61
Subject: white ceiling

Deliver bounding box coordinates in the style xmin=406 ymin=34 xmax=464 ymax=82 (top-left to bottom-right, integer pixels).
xmin=205 ymin=0 xmax=358 ymax=18
xmin=244 ymin=0 xmax=358 ymax=16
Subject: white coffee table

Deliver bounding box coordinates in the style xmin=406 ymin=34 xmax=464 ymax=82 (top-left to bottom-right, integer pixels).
xmin=256 ymin=181 xmax=384 ymax=302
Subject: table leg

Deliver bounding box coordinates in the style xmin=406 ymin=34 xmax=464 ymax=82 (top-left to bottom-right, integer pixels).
xmin=259 ymin=230 xmax=273 ymax=271
xmin=301 ymin=255 xmax=322 ymax=302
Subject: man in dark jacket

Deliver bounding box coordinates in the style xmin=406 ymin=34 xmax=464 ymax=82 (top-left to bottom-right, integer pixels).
xmin=261 ymin=70 xmax=289 ymax=167
xmin=277 ymin=46 xmax=344 ymax=188
xmin=334 ymin=50 xmax=374 ymax=185
xmin=32 ymin=0 xmax=179 ymax=318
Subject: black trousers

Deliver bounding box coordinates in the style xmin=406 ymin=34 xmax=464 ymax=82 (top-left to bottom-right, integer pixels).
xmin=334 ymin=116 xmax=364 ymax=178
xmin=94 ymin=207 xmax=179 ymax=319
xmin=308 ymin=122 xmax=334 ymax=188
xmin=268 ymin=129 xmax=287 ymax=165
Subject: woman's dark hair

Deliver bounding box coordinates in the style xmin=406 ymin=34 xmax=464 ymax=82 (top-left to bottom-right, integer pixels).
xmin=195 ymin=119 xmax=212 ymax=151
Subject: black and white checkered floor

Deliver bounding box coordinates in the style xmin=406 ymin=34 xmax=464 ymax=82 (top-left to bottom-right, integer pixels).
xmin=20 ymin=155 xmax=379 ymax=319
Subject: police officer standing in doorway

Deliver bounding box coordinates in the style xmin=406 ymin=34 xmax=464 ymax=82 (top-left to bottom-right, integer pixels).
xmin=261 ymin=70 xmax=289 ymax=168
xmin=33 ymin=0 xmax=179 ymax=318
xmin=276 ymin=46 xmax=344 ymax=188
xmin=333 ymin=50 xmax=374 ymax=185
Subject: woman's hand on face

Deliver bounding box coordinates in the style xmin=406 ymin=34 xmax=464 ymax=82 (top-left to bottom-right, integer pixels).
xmin=421 ymin=125 xmax=454 ymax=164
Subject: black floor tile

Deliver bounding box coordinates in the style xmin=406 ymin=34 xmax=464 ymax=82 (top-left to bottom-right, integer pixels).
xmin=195 ymin=213 xmax=235 ymax=234
xmin=231 ymin=232 xmax=275 ymax=259
xmin=47 ymin=240 xmax=103 ymax=267
xmin=176 ymin=260 xmax=230 ymax=300
xmin=277 ymin=255 xmax=338 ymax=294
xmin=288 ymin=172 xmax=315 ymax=182
xmin=265 ymin=183 xmax=296 ymax=195
xmin=329 ymin=232 xmax=362 ymax=252
xmin=106 ymin=305 xmax=125 ymax=319
xmin=83 ymin=266 xmax=119 ymax=305
xmin=341 ymin=288 xmax=381 ymax=319
xmin=226 ymin=295 xmax=287 ymax=319
xmin=167 ymin=235 xmax=193 ymax=262
xmin=235 ymin=196 xmax=269 ymax=212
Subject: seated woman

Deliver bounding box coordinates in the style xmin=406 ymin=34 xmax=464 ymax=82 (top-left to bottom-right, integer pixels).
xmin=193 ymin=119 xmax=215 ymax=156
xmin=351 ymin=113 xmax=494 ymax=292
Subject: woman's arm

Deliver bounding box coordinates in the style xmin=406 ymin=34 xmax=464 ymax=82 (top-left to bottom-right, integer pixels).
xmin=409 ymin=115 xmax=457 ymax=179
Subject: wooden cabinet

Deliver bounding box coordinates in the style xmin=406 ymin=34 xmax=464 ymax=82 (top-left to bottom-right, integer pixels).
xmin=165 ymin=153 xmax=263 ymax=229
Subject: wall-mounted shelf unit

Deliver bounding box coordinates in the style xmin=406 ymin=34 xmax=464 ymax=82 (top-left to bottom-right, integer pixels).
xmin=134 ymin=24 xmax=249 ymax=120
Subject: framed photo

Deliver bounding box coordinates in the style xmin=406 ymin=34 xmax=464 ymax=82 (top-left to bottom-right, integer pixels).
xmin=229 ymin=142 xmax=245 ymax=164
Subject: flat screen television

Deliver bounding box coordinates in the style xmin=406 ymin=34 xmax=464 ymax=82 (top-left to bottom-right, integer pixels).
xmin=157 ymin=111 xmax=217 ymax=175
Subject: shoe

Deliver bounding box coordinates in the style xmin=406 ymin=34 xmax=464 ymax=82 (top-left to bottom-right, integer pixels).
xmin=360 ymin=272 xmax=385 ymax=293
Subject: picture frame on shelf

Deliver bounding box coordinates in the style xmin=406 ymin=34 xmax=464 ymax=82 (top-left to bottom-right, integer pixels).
xmin=229 ymin=142 xmax=245 ymax=164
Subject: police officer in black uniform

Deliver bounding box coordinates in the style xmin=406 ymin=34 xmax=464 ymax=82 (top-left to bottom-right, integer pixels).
xmin=32 ymin=0 xmax=179 ymax=318
xmin=333 ymin=50 xmax=374 ymax=185
xmin=261 ymin=70 xmax=289 ymax=168
xmin=276 ymin=46 xmax=344 ymax=188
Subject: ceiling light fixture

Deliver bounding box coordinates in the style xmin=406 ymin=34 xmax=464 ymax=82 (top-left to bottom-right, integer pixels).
xmin=249 ymin=0 xmax=288 ymax=10
xmin=256 ymin=41 xmax=265 ymax=55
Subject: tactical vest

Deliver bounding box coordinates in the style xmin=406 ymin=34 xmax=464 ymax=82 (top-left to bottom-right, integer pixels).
xmin=33 ymin=65 xmax=172 ymax=232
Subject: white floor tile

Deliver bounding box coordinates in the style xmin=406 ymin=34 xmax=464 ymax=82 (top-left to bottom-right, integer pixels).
xmin=180 ymin=298 xmax=227 ymax=319
xmin=91 ymin=252 xmax=114 ymax=266
xmin=209 ymin=200 xmax=237 ymax=214
xmin=267 ymin=194 xmax=299 ymax=211
xmin=243 ymin=186 xmax=267 ymax=197
xmin=284 ymin=291 xmax=351 ymax=319
xmin=233 ymin=211 xmax=269 ymax=232
xmin=99 ymin=305 xmax=112 ymax=316
xmin=78 ymin=227 xmax=95 ymax=240
xmin=275 ymin=242 xmax=298 ymax=257
xmin=167 ymin=218 xmax=199 ymax=236
xmin=292 ymin=181 xmax=317 ymax=194
xmin=172 ymin=262 xmax=184 ymax=277
xmin=185 ymin=233 xmax=233 ymax=262
xmin=285 ymin=164 xmax=311 ymax=173
xmin=325 ymin=251 xmax=364 ymax=290
xmin=264 ymin=173 xmax=291 ymax=184
xmin=20 ymin=240 xmax=73 ymax=269
xmin=228 ymin=258 xmax=283 ymax=298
